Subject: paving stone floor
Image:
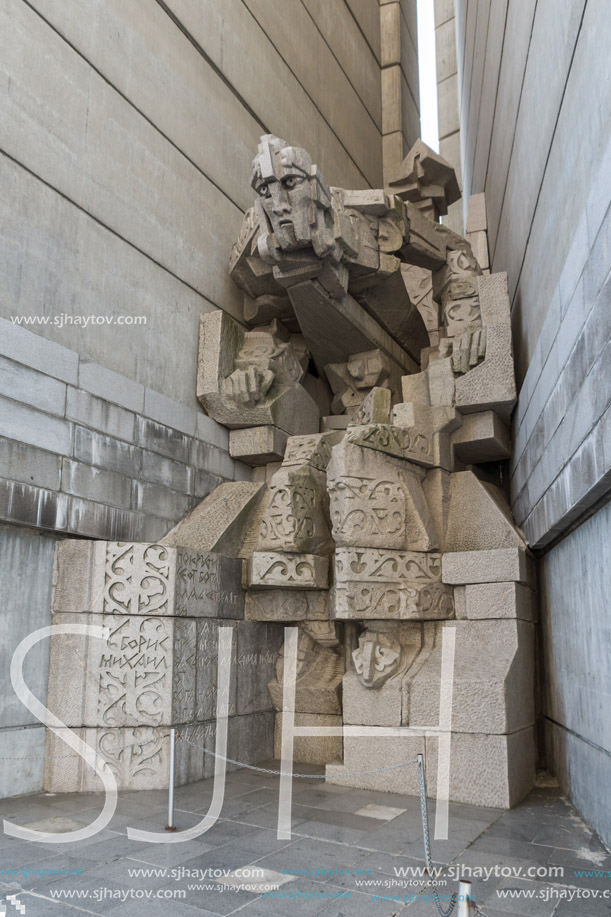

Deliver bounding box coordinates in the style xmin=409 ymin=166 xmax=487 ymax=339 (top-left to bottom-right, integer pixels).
xmin=0 ymin=765 xmax=609 ymax=916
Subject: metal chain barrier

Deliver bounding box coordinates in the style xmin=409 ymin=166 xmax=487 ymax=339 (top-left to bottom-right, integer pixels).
xmin=417 ymin=753 xmax=458 ymax=917
xmin=178 ymin=733 xmax=418 ymax=779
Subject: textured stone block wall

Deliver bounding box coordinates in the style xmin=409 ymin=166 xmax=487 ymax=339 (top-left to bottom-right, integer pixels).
xmin=0 ymin=318 xmax=250 ymax=543
xmin=450 ymin=0 xmax=611 ymax=845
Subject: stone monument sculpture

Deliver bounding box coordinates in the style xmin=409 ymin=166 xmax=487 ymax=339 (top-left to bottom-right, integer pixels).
xmin=44 ymin=136 xmax=535 ymax=809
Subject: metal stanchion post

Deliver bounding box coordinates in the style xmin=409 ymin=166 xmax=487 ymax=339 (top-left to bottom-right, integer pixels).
xmin=457 ymin=881 xmax=473 ymax=915
xmin=166 ymin=728 xmax=177 ymax=832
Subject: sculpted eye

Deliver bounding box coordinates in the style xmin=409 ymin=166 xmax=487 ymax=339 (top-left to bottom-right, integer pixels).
xmin=256 ymin=182 xmax=271 ymax=198
xmin=283 ymin=175 xmax=305 ymax=190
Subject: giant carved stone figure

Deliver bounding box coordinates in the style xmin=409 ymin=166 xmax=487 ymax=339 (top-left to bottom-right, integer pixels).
xmin=190 ymin=135 xmax=535 ymax=808
xmin=44 ymin=137 xmax=535 ymax=809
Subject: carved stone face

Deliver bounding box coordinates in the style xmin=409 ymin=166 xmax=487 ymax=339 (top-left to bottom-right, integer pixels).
xmin=251 ymin=134 xmax=334 ymax=260
xmin=252 ymin=135 xmax=316 ymax=250
xmin=352 ymin=631 xmax=402 ymax=688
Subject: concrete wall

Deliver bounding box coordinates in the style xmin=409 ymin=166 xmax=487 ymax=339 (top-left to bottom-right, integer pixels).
xmin=450 ymin=0 xmax=611 ymax=844
xmin=540 ymin=503 xmax=611 ymax=848
xmin=0 ymin=0 xmax=390 ymax=407
xmin=0 ymin=526 xmax=57 ymax=797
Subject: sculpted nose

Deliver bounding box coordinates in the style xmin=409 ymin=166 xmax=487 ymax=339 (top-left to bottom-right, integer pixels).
xmin=270 ymin=183 xmax=291 ymax=215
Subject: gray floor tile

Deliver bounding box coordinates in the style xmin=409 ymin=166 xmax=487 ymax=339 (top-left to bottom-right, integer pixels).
xmin=554 ymin=896 xmax=611 ymax=915
xmin=292 ymin=821 xmax=370 ymax=847
xmin=254 ymin=837 xmax=369 ymax=877
xmin=124 ymin=839 xmax=216 ymax=869
xmin=1 ymin=892 xmax=97 ymax=916
xmin=106 ymin=900 xmax=215 ymax=917
xmin=468 ymin=834 xmax=554 ymax=866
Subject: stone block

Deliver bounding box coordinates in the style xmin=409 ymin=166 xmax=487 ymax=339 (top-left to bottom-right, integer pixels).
xmin=442 ymin=548 xmax=534 ymax=585
xmin=327 ymin=439 xmax=438 ymax=551
xmin=326 ymin=735 xmax=424 ymax=794
xmin=48 ymin=612 xmax=199 ymax=728
xmin=466 ymin=230 xmax=490 ymax=271
xmin=79 ymin=358 xmax=145 ymax=413
xmin=332 ymin=547 xmax=454 ymax=620
xmin=321 ymin=415 xmax=350 ymax=432
xmin=0 ymin=438 xmax=61 ymax=491
xmin=73 ymin=427 xmax=142 ymax=478
xmin=245 ymin=589 xmax=329 ymax=622
xmin=408 ymin=620 xmax=535 ymax=734
xmin=229 ymin=426 xmax=288 ymax=465
xmin=282 ymin=432 xmax=344 ymax=471
xmin=0 ymin=317 xmax=78 ymax=384
xmin=234 ymin=622 xmax=284 ymax=716
xmin=275 ymin=713 xmax=342 ymax=765
xmin=136 ymin=417 xmax=191 ymax=464
xmin=66 ymin=389 xmax=136 ymax=443
xmin=451 ymin=411 xmax=510 ymax=463
xmin=131 ymin=480 xmax=192 ymax=520
xmin=332 ymin=582 xmax=454 ymax=621
xmin=227 ymin=712 xmax=275 ymax=771
xmin=256 ymin=465 xmax=333 ymax=555
xmin=345 ymin=423 xmax=441 ymax=469
xmin=463 ymin=582 xmax=534 ymax=621
xmin=143 ymin=388 xmax=197 ymax=437
xmin=287 ymin=280 xmax=417 ymax=374
xmin=0 ymin=396 xmax=72 ymax=456
xmin=444 ymin=472 xmax=527 ymax=551
xmin=246 ymin=552 xmax=329 ymax=590
xmin=163 ymin=482 xmax=266 ymax=556
xmin=140 ymin=450 xmax=192 ymax=493
xmin=348 ymin=387 xmax=392 ymax=426
xmin=454 ymin=322 xmax=517 ymax=422
xmin=478 ymin=271 xmax=511 ymax=326
xmin=0 ymin=479 xmax=67 ymax=532
xmin=466 ymin=192 xmax=487 ymax=233
xmin=0 ymin=355 xmax=66 ymax=416
xmin=342 ymin=671 xmax=403 ymax=727
xmin=423 ymin=728 xmax=536 ymax=808
xmin=53 ymin=540 xmax=244 ymax=619
xmin=61 ymin=459 xmax=132 ymax=508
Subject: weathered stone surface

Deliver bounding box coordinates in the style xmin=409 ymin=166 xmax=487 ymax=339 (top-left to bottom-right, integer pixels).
xmin=163 ymin=482 xmax=266 ymax=556
xmin=332 ymin=582 xmax=454 ymax=620
xmin=268 ymin=627 xmax=343 ymax=714
xmin=442 ymin=548 xmax=534 ymax=585
xmin=346 ymin=423 xmax=438 ymax=468
xmin=246 ymin=551 xmax=329 ymax=589
xmin=327 ymin=440 xmax=438 ymax=551
xmin=423 ymin=728 xmax=536 ymax=808
xmin=444 ymin=472 xmax=527 ymax=552
xmin=275 ymin=713 xmax=342 ymax=764
xmin=348 ymin=386 xmax=392 ymax=425
xmin=454 ymin=322 xmax=517 ymax=422
xmin=332 ymin=548 xmax=453 ymax=620
xmin=229 ymin=425 xmax=288 ymax=465
xmin=245 ymin=589 xmax=329 ymax=621
xmin=197 ymin=310 xmax=319 ymax=435
xmin=53 ymin=540 xmax=244 ymax=619
xmin=256 ymin=465 xmax=333 ymax=555
xmin=408 ymin=620 xmax=535 ymax=734
xmin=325 ymin=350 xmax=403 ymax=416
xmin=451 ymin=410 xmax=510 ymax=463
xmin=462 ymin=582 xmax=535 ymax=621
xmin=288 ymin=281 xmax=417 ymax=374
xmin=282 ymin=432 xmax=344 ymax=470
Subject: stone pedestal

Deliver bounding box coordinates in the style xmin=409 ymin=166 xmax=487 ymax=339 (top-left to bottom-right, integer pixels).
xmin=45 ymin=541 xmax=282 ymax=792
